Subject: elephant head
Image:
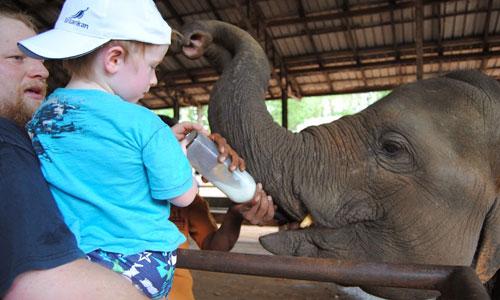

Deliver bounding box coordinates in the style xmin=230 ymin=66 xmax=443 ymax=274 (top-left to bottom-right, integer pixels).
xmin=177 ymin=20 xmax=500 ymax=299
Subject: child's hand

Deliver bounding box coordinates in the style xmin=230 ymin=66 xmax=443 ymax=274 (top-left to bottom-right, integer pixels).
xmin=209 ymin=133 xmax=245 ymax=172
xmin=172 ymin=122 xmax=208 ymax=141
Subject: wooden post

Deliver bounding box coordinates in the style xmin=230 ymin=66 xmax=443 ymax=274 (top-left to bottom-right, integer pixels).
xmin=415 ymin=0 xmax=424 ymax=80
xmin=280 ymin=63 xmax=288 ymax=129
xmin=173 ymin=93 xmax=180 ymax=121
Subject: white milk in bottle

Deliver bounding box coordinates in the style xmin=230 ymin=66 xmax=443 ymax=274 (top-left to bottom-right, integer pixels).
xmin=185 ymin=131 xmax=256 ymax=203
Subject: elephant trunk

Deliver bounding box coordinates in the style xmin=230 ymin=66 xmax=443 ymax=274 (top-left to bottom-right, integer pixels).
xmin=180 ymin=21 xmax=311 ymax=218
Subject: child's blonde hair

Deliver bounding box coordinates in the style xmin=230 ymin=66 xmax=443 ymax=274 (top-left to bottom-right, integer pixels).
xmin=62 ymin=40 xmax=147 ymax=78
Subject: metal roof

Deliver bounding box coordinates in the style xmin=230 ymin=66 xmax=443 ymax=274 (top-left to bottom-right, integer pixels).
xmin=11 ymin=0 xmax=500 ymax=109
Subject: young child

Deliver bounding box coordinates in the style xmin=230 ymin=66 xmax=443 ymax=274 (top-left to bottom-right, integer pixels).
xmin=18 ymin=0 xmax=197 ymax=298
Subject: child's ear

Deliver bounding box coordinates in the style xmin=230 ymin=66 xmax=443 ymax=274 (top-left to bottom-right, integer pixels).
xmin=103 ymin=45 xmax=126 ymax=74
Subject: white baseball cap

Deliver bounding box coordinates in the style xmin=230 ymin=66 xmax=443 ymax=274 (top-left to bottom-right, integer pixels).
xmin=18 ymin=0 xmax=172 ymax=59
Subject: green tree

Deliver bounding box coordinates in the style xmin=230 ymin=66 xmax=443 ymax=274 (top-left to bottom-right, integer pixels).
xmin=154 ymin=91 xmax=391 ymax=132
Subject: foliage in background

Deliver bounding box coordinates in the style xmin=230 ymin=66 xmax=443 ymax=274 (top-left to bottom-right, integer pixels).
xmin=154 ymin=91 xmax=390 ymax=132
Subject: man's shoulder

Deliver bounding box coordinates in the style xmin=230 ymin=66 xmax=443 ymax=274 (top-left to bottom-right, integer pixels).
xmin=0 ymin=118 xmax=34 ymax=153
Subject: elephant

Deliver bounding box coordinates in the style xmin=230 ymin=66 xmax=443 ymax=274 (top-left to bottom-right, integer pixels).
xmin=175 ymin=20 xmax=500 ymax=299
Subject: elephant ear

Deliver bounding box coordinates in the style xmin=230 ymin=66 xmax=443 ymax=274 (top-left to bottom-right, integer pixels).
xmin=473 ymin=198 xmax=500 ymax=283
xmin=444 ymin=71 xmax=500 ymax=282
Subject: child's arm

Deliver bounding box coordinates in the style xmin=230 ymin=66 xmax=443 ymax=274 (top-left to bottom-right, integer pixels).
xmin=169 ymin=176 xmax=198 ymax=207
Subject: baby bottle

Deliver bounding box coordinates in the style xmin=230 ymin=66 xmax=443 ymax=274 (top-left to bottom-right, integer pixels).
xmin=185 ymin=131 xmax=256 ymax=203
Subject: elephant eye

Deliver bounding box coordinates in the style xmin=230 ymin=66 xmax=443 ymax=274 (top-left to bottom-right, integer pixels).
xmin=377 ymin=131 xmax=416 ymax=173
xmin=382 ymin=141 xmax=402 ymax=156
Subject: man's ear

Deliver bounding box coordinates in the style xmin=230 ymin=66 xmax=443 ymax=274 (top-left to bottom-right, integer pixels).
xmin=103 ymin=45 xmax=126 ymax=74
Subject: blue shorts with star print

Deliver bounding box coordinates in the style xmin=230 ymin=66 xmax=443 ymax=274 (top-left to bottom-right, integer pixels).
xmin=87 ymin=249 xmax=177 ymax=299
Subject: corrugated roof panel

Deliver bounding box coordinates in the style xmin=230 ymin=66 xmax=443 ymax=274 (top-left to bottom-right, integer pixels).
xmin=426 ymin=63 xmax=439 ymax=74
xmin=308 ymin=20 xmax=337 ymax=37
xmin=470 ymin=9 xmax=484 ymax=36
xmin=394 ymin=8 xmax=404 ymax=45
xmin=328 ymin=72 xmax=345 ymax=81
xmin=403 ymin=65 xmax=416 ymax=75
xmin=328 ymin=33 xmax=345 ymax=53
xmin=315 ymin=34 xmax=330 ymax=53
xmin=381 ymin=25 xmax=392 ymax=46
xmin=217 ymin=8 xmax=241 ymax=25
xmin=381 ymin=68 xmax=391 ymax=78
xmin=349 ymin=71 xmax=360 ymax=80
xmin=170 ymin=54 xmax=209 ymax=70
xmin=363 ymin=25 xmax=376 ymax=48
xmin=490 ymin=58 xmax=500 ymax=67
xmin=303 ymin=0 xmax=339 ymax=12
xmin=473 ymin=11 xmax=486 ymax=36
xmin=401 ymin=19 xmax=414 ymax=44
xmin=492 ymin=11 xmax=500 ymax=32
xmin=489 ymin=69 xmax=500 ymax=77
xmin=169 ymin=0 xmax=205 ymax=15
xmin=181 ymin=87 xmax=201 ymax=95
xmin=302 ymin=82 xmax=330 ymax=93
xmin=295 ymin=76 xmax=311 ymax=85
xmin=254 ymin=1 xmax=272 ymax=19
xmin=386 ymin=68 xmax=396 ymax=77
xmin=423 ymin=64 xmax=434 ymax=73
xmin=351 ymin=27 xmax=365 ymax=49
xmin=281 ymin=34 xmax=299 ymax=56
xmin=454 ymin=14 xmax=467 ymax=37
xmin=268 ymin=0 xmax=297 ymax=18
xmin=442 ymin=1 xmax=459 ymax=39
xmin=458 ymin=60 xmax=481 ymax=69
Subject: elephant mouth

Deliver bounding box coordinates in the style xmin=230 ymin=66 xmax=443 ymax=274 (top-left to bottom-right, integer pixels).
xmin=274 ymin=211 xmax=315 ymax=232
xmin=273 ymin=205 xmax=315 ymax=230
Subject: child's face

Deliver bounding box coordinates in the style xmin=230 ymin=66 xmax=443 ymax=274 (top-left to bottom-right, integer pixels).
xmin=113 ymin=44 xmax=169 ymax=103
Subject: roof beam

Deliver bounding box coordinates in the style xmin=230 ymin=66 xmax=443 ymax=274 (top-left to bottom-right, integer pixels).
xmin=206 ymin=0 xmax=223 ymax=20
xmin=340 ymin=0 xmax=367 ymax=88
xmin=296 ymin=0 xmax=333 ymax=93
xmin=158 ymin=0 xmax=184 ymax=25
xmin=480 ymin=0 xmax=493 ymax=70
xmin=266 ymin=0 xmax=461 ymax=27
xmin=234 ymin=0 xmax=302 ymax=99
xmin=283 ymin=35 xmax=500 ymax=65
xmin=415 ymin=0 xmax=424 ymax=80
xmin=389 ymin=0 xmax=402 ymax=85
xmin=233 ymin=0 xmax=256 ymax=36
xmin=431 ymin=2 xmax=443 ymax=75
xmin=152 ymin=50 xmax=500 ymax=92
xmin=270 ymin=8 xmax=500 ymax=41
xmin=158 ymin=33 xmax=500 ymax=82
xmin=232 ymin=0 xmax=276 ymax=98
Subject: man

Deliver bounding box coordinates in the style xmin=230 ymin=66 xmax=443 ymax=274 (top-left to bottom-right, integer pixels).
xmin=0 ymin=4 xmax=146 ymax=299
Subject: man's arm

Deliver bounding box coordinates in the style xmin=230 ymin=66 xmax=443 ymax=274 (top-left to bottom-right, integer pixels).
xmin=201 ymin=183 xmax=274 ymax=251
xmin=5 ymin=259 xmax=147 ymax=300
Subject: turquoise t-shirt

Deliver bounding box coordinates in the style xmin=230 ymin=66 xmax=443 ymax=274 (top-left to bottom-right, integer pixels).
xmin=27 ymin=88 xmax=192 ymax=255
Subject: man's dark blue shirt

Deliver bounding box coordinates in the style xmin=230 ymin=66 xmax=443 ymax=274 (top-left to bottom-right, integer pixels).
xmin=0 ymin=117 xmax=83 ymax=296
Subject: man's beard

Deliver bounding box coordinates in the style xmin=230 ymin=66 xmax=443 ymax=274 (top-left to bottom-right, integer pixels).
xmin=0 ymin=96 xmax=36 ymax=128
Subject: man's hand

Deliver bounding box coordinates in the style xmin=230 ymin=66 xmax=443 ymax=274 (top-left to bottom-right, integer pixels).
xmin=209 ymin=133 xmax=245 ymax=171
xmin=229 ymin=183 xmax=275 ymax=226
